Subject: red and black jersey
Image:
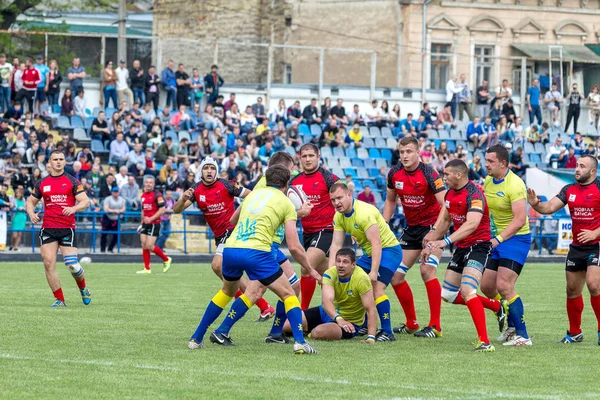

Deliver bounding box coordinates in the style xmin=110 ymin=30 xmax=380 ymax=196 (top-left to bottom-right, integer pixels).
xmin=32 ymin=173 xmax=84 ymax=229
xmin=291 ymin=167 xmax=339 ymax=234
xmin=387 ymin=162 xmax=445 ymax=226
xmin=141 ymin=190 xmax=165 ymax=225
xmin=556 ymin=179 xmax=600 ymax=246
xmin=190 ymin=178 xmax=246 ymax=238
xmin=445 ymin=181 xmax=490 ymax=248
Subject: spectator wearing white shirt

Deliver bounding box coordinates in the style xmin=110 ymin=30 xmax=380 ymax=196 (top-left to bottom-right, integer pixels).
xmin=241 ymin=105 xmax=258 ymax=133
xmin=544 ymin=82 xmax=563 ymax=127
xmin=365 ymin=100 xmax=384 ymax=128
xmin=120 ymin=174 xmax=141 ymax=210
xmin=270 ymin=98 xmax=288 ymax=123
xmin=546 ymin=136 xmax=567 ymax=167
xmin=496 ymin=79 xmax=513 ymax=105
xmin=347 ymin=104 xmax=364 ymax=125
xmin=109 ymin=132 xmax=129 ymax=167
xmin=445 ymin=76 xmax=463 ymax=119
xmin=73 ymin=89 xmax=86 ymax=119
xmin=115 ymin=165 xmax=129 ymax=189
xmin=126 ymin=142 xmax=146 ymax=176
xmin=115 ymin=59 xmax=133 ymax=107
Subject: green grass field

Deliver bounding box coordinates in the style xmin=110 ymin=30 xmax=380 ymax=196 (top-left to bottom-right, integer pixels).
xmin=1 ymin=262 xmax=600 ymax=399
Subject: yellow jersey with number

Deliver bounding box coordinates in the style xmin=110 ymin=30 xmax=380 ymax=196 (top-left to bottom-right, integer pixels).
xmin=333 ymin=199 xmax=399 ymax=257
xmin=226 ymin=187 xmax=296 ymax=252
xmin=322 ymin=266 xmax=372 ymax=325
xmin=253 ymin=176 xmax=285 ymax=245
xmin=484 ymin=170 xmax=530 ymax=236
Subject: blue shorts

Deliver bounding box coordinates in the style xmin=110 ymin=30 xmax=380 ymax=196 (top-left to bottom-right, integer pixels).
xmin=491 ymin=233 xmax=531 ymax=265
xmin=35 ymin=87 xmax=46 ymax=101
xmin=357 ymin=245 xmax=403 ymax=286
xmin=271 ymin=242 xmax=288 ymax=265
xmin=318 ymin=305 xmax=360 ymax=339
xmin=222 ymin=248 xmax=281 ymax=282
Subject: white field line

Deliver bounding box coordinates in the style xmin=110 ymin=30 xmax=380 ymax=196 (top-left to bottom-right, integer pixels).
xmin=1 ymin=353 xmax=598 ymax=399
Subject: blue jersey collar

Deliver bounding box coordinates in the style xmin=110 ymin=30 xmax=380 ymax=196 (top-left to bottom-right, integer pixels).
xmin=492 ymin=169 xmax=510 ymax=185
xmin=338 ymin=275 xmax=351 ymax=283
xmin=344 ymin=199 xmax=355 ymax=217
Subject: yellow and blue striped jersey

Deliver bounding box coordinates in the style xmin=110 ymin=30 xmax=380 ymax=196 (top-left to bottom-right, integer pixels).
xmin=322 ymin=266 xmax=372 ymax=325
xmin=333 ymin=199 xmax=399 ymax=257
xmin=226 ymin=187 xmax=296 ymax=252
xmin=253 ymin=176 xmax=285 ymax=244
xmin=484 ymin=170 xmax=530 ymax=236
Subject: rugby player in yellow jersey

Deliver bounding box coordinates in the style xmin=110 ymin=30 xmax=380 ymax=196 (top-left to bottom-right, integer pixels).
xmin=328 ymin=182 xmax=403 ymax=341
xmin=187 ymin=165 xmax=321 ymax=354
xmin=283 ymin=248 xmax=378 ymax=342
xmin=481 ymin=144 xmax=531 ymax=346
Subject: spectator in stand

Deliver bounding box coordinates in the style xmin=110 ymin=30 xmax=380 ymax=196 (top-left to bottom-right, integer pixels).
xmin=145 ymin=65 xmax=160 ymax=111
xmin=390 ymin=104 xmax=401 ymax=126
xmin=434 ymin=104 xmax=455 ymax=134
xmin=497 ymin=115 xmax=513 ymax=143
xmin=399 ymin=113 xmax=417 ymax=137
xmin=539 ymin=122 xmax=550 ymax=144
xmin=161 ymin=60 xmax=177 ymax=109
xmin=445 ymin=75 xmax=463 ymax=118
xmin=357 ymin=185 xmax=376 ymax=206
xmin=187 ymin=68 xmax=203 ymax=110
xmin=564 ymin=83 xmax=582 ymax=134
xmin=9 ymin=57 xmax=19 ymax=104
xmin=489 ymin=99 xmax=503 ymax=126
xmin=330 ymin=98 xmax=348 ymax=126
xmin=502 ymin=98 xmax=516 ymax=124
xmin=252 ymin=97 xmax=267 ymax=123
xmin=115 ymin=59 xmax=133 ymax=107
xmin=15 ymin=58 xmax=40 ymax=113
xmin=509 ymin=146 xmax=528 ymax=178
xmin=544 ymin=82 xmax=563 ymax=127
xmin=67 ymin=57 xmax=85 ymax=93
xmin=587 ymin=84 xmax=600 ymax=129
xmin=74 ymin=89 xmax=86 ymax=119
xmin=33 ymin=55 xmax=49 ymax=116
xmin=204 ymin=64 xmax=224 ymax=105
xmin=476 ymin=79 xmax=491 ymax=119
xmin=466 ymin=116 xmax=486 ymax=148
xmin=165 ymin=169 xmax=179 ymax=193
xmin=158 ymin=158 xmax=174 ymax=184
xmin=101 ymin=186 xmax=125 ymax=253
xmin=175 ymin=63 xmax=191 ymax=108
xmin=256 ymin=118 xmax=271 ymax=138
xmin=109 ymin=132 xmax=129 ymax=167
xmin=223 ymin=93 xmax=236 ymax=112
xmin=171 ymin=104 xmax=193 ymax=131
xmin=303 ymin=98 xmax=322 ymax=125
xmin=0 ymin=54 xmax=13 ymax=114
xmin=144 ymin=148 xmax=156 ymax=176
xmin=381 ymin=100 xmax=395 ymax=126
xmin=420 ymin=102 xmax=435 ymax=128
xmin=129 ymin=59 xmax=145 ymax=106
xmin=288 ymin=100 xmax=303 ymax=124
xmin=345 ymin=123 xmax=363 ymax=147
xmin=347 ymin=104 xmax=364 ymax=125
xmin=420 ymin=143 xmax=434 ymax=164
xmin=564 ymin=147 xmax=577 ymax=169
xmin=546 ymin=136 xmax=567 ymax=167
xmin=176 ymin=138 xmax=189 ymax=163
xmin=582 ymin=143 xmax=596 ymax=157
xmin=60 ymin=88 xmax=74 ymax=117
xmin=212 ymin=137 xmax=226 ymax=161
xmin=271 ymin=99 xmax=288 ymax=123
xmin=46 ymin=59 xmax=61 ymax=108
xmin=496 ymin=79 xmax=513 ymax=105
xmin=241 ymin=105 xmax=258 ymax=133
xmin=320 ymin=119 xmax=339 ymax=147
xmin=141 ymin=102 xmax=156 ymax=126
xmin=468 ymin=155 xmax=486 ymax=182
xmin=527 ymin=78 xmax=543 ymax=126
xmin=320 ymin=97 xmax=332 ymax=124
xmin=225 ymin=103 xmax=242 ymax=131
xmin=114 ymin=165 xmax=129 ymax=189
xmin=203 ymin=103 xmax=223 ymax=131
xmin=99 ymin=173 xmax=117 ymax=199
xmin=91 ymin=111 xmax=109 ymax=141
xmin=569 ymin=132 xmax=585 ymax=155
xmin=156 ymin=189 xmax=174 ymax=249
xmin=127 ymin=142 xmax=146 ymax=176
xmin=482 ymin=115 xmax=498 ymax=148
xmin=457 ymin=73 xmax=473 ymax=121
xmin=9 ymin=187 xmax=25 ymax=251
xmin=524 ymin=124 xmax=540 ymax=144
xmin=258 ymin=140 xmax=274 ymax=165
xmin=365 ymin=100 xmax=384 ymax=128
xmin=155 ymin=136 xmax=175 ymax=164
xmin=213 ymin=95 xmax=225 ymax=120
xmin=101 ymin=60 xmax=118 ymax=110
xmin=4 ymin=103 xmax=22 ymax=125
xmin=12 ymin=62 xmax=24 ymax=107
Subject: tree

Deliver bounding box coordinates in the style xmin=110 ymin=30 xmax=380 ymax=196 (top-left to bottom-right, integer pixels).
xmin=0 ymin=0 xmax=116 ymax=31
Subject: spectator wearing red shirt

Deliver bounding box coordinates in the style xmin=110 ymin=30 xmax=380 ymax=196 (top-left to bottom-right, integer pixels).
xmin=565 ymin=148 xmax=577 ymax=169
xmin=357 ymin=185 xmax=376 ymax=206
xmin=15 ymin=58 xmax=40 ymax=113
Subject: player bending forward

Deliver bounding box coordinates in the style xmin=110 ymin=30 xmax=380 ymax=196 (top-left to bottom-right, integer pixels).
xmin=26 ymin=150 xmax=92 ymax=307
xmin=422 ymin=160 xmax=507 ymax=352
xmin=283 ymin=248 xmax=378 ymax=343
xmin=528 ymin=155 xmax=600 ymax=345
xmin=187 ymin=165 xmax=321 ymax=354
xmin=328 ymin=182 xmax=402 ymax=342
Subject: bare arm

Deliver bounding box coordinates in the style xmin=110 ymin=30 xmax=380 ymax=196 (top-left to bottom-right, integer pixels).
xmin=285 ymin=220 xmax=321 ymax=282
xmin=527 ymin=188 xmax=565 ymax=215
xmin=327 ymin=230 xmax=347 ymax=269
xmin=173 ymin=187 xmax=194 ymax=214
xmin=360 ymin=289 xmax=377 ymax=338
xmin=321 ymin=284 xmax=337 ymax=320
xmin=447 ymin=211 xmax=483 ymax=244
xmin=26 ymin=195 xmax=41 ymax=223
xmin=496 ymin=198 xmax=527 ymax=242
xmin=365 ymin=225 xmax=382 ymax=279
xmin=382 ymin=189 xmax=397 ymax=222
xmin=146 ymin=206 xmax=165 ymax=223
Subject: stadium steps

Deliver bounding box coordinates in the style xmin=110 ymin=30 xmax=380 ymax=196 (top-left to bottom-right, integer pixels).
xmin=164 ymin=214 xmax=212 ymax=253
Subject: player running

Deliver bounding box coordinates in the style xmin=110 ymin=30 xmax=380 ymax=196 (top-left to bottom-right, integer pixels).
xmin=384 ymin=136 xmax=446 ymax=338
xmin=25 ymin=150 xmax=92 ymax=307
xmin=137 ymin=176 xmax=172 ymax=274
xmin=173 ymin=157 xmax=275 ymax=320
xmin=292 ymin=143 xmax=340 ymax=309
xmin=527 ymin=155 xmax=600 ymax=345
xmin=481 ymin=144 xmax=531 ymax=346
xmin=422 ymin=160 xmax=505 ymax=352
xmin=187 ymin=165 xmax=321 ymax=354
xmin=282 ymin=248 xmax=377 ymax=342
xmin=328 ymin=182 xmax=401 ymax=342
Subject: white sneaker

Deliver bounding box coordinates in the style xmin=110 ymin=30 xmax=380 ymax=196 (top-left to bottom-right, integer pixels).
xmin=503 ymin=335 xmax=532 ymax=346
xmin=188 ymin=339 xmax=205 ymax=349
xmin=293 ymin=341 xmax=317 ymax=354
xmin=497 ymin=327 xmax=516 ymax=342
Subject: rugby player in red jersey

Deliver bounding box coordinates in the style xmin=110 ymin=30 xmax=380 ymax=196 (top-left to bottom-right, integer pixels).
xmin=291 ymin=143 xmax=340 ymax=309
xmin=26 ymin=150 xmax=92 ymax=308
xmin=383 ymin=136 xmax=446 ymax=338
xmin=422 ymin=160 xmax=504 ymax=352
xmin=173 ymin=157 xmax=275 ymax=320
xmin=528 ymin=155 xmax=600 ymax=345
xmin=137 ymin=176 xmax=172 ymax=274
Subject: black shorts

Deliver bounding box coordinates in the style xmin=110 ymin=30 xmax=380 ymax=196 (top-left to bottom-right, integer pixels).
xmin=35 ymin=87 xmax=46 ymax=102
xmin=566 ymin=244 xmax=600 ymax=272
xmin=214 ymin=229 xmax=233 ymax=255
xmin=39 ymin=228 xmax=77 ymax=247
xmin=398 ymin=225 xmax=432 ymax=250
xmin=140 ymin=223 xmax=160 ymax=237
xmin=447 ymin=242 xmax=492 ymax=274
xmin=303 ymin=306 xmax=356 ymax=339
xmin=303 ymin=230 xmax=333 ymax=256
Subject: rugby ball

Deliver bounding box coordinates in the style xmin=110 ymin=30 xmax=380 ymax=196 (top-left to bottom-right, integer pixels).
xmin=287 ymin=185 xmax=309 ymax=211
xmin=80 ymin=257 xmax=92 ymax=264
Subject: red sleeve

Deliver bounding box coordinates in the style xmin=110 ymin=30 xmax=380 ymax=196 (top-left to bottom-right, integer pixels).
xmin=556 ymin=184 xmax=571 ymax=204
xmin=466 ymin=184 xmax=484 ymax=214
xmin=221 ymin=179 xmax=245 ymax=197
xmin=387 ymin=164 xmax=401 ymax=190
xmin=155 ymin=191 xmax=165 ymax=208
xmin=421 ymin=163 xmax=446 ymax=194
xmin=321 ymin=168 xmax=339 ymax=189
xmin=32 ymin=179 xmax=42 ymax=199
xmin=189 ymin=182 xmax=200 ymax=204
xmin=67 ymin=174 xmax=84 ymax=196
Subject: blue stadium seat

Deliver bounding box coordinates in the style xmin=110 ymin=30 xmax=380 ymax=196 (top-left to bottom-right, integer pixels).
xmin=179 ymin=130 xmax=191 ymax=142
xmin=299 ymin=124 xmax=310 ymax=136
xmin=52 ymin=104 xmax=62 ymax=114
xmin=369 ymin=126 xmax=381 ymax=138
xmin=357 ymin=168 xmax=369 ymax=178
xmin=339 ymin=157 xmax=352 ymax=168
xmin=165 ymin=131 xmax=179 ymax=143
xmin=351 ymin=158 xmax=363 ymax=168
xmin=381 ymin=127 xmax=393 ymax=138
xmin=106 ymin=108 xmax=117 ymax=118
xmin=58 ymin=116 xmax=71 ymax=129
xmin=438 ymin=130 xmax=451 ymax=140
xmin=522 ymin=153 xmax=530 ymax=163
xmin=284 ymin=146 xmax=296 ymax=157
xmin=344 ymin=168 xmax=357 ymax=178
xmin=320 ymin=147 xmax=333 ymax=159
xmin=393 ymin=126 xmax=403 ymax=137
xmin=529 ymin=153 xmax=541 ymax=163
xmin=380 ymin=148 xmax=392 ymax=161
xmin=84 ymin=116 xmax=94 ymax=130
xmin=92 ymin=107 xmax=102 ymax=117
xmin=345 ymin=147 xmax=357 ymax=159
xmin=332 ymin=167 xmax=345 ymax=178
xmin=373 ymin=191 xmax=383 ymax=205
xmin=450 ymin=129 xmax=462 ymax=140
xmin=360 ymin=126 xmax=369 ymax=137
xmin=191 ymin=131 xmax=200 ymax=143
xmin=364 ymin=159 xmax=377 ymax=169
xmin=363 ymin=179 xmax=374 ymax=188
xmin=524 ymin=143 xmax=535 ymax=154
xmin=375 ymin=138 xmax=387 ymax=148
xmin=302 ymin=135 xmax=312 ymax=144
xmin=369 ymin=148 xmax=382 ymax=159
xmin=354 ymin=181 xmax=364 ymax=192
xmin=376 ymin=159 xmax=388 ymax=169
xmin=333 ymin=147 xmax=345 ymax=158
xmin=73 ymin=128 xmax=88 ymax=141
xmin=310 ymin=124 xmax=322 ymax=137
xmin=456 ymin=140 xmax=467 ymax=149
xmin=357 ymin=148 xmax=369 ymax=159
xmin=327 ymin=158 xmax=340 ymax=169
xmin=387 ymin=138 xmax=397 ymax=149
xmin=363 ymin=137 xmax=375 ymax=148
xmin=40 ymin=104 xmax=50 ymax=116
xmin=91 ymin=139 xmax=108 ymax=154
xmin=428 ymin=130 xmax=439 ymax=139
xmin=534 ymin=143 xmax=545 ymax=154
xmin=446 ymin=140 xmax=457 ymax=153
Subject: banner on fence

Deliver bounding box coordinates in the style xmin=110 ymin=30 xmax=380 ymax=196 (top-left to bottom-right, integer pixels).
xmin=557 ymin=218 xmax=572 ymax=255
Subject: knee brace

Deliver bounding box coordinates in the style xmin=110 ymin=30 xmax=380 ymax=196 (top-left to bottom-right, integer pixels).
xmin=288 ymin=273 xmax=299 ymax=286
xmin=397 ymin=262 xmax=409 ymax=275
xmin=424 ymin=255 xmax=440 ymax=269
xmin=441 ymin=288 xmax=459 ymax=303
xmin=64 ymin=254 xmax=83 ymax=277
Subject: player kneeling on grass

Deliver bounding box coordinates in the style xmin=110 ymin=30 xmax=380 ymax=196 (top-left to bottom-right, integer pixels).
xmin=187 ymin=165 xmax=322 ymax=355
xmin=422 ymin=160 xmax=507 ymax=353
xmin=282 ymin=248 xmax=378 ymax=343
xmin=528 ymin=155 xmax=600 ymax=345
